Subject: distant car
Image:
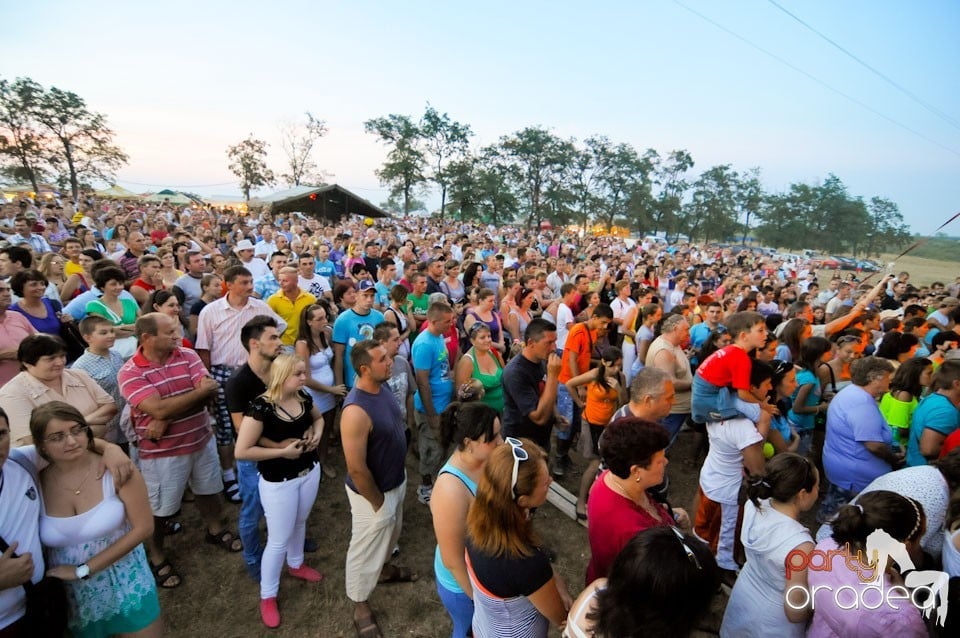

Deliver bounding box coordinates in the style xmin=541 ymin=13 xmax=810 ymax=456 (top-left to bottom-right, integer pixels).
xmin=833 ymin=256 xmax=858 ymax=269
xmin=856 ymin=260 xmax=880 ymax=272
xmin=818 ymin=256 xmax=841 ymax=269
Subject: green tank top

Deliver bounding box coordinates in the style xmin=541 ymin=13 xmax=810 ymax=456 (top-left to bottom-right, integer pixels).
xmin=469 ymin=348 xmax=504 ymax=414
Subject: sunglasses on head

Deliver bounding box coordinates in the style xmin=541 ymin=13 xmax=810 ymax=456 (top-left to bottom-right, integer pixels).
xmin=671 ymin=526 xmax=702 ymax=570
xmin=505 ymin=437 xmax=529 ymax=498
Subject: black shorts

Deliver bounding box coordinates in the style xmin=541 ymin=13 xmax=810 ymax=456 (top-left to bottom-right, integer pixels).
xmin=588 ymin=423 xmax=605 ymax=456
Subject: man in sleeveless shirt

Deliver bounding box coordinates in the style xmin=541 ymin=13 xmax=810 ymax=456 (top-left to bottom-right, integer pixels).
xmin=341 ymin=340 xmax=416 ymax=637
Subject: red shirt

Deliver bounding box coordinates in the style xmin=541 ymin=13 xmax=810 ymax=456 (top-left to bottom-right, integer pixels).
xmin=585 ymin=470 xmax=674 ymax=584
xmin=696 ymin=345 xmax=752 ymax=390
xmin=940 ymin=428 xmax=960 ymax=459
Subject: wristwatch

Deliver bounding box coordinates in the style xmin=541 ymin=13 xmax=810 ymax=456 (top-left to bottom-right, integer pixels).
xmin=75 ymin=563 xmax=90 ymax=580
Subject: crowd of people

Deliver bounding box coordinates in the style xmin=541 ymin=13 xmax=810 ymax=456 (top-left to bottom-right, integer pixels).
xmin=1 ymin=193 xmax=960 ymax=637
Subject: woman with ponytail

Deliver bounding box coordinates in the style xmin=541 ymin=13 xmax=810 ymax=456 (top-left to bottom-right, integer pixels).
xmin=720 ymin=453 xmax=818 ymax=637
xmin=807 ymin=491 xmax=928 ymax=637
xmin=431 ymin=401 xmax=502 ymax=637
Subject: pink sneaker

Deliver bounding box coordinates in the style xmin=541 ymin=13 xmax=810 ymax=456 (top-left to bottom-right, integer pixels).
xmin=260 ymin=597 xmax=280 ymax=628
xmin=288 ymin=564 xmax=324 ymax=583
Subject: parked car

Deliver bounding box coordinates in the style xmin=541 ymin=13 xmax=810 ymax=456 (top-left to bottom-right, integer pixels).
xmin=856 ymin=259 xmax=880 ymax=272
xmin=817 ymin=256 xmax=841 ymax=269
xmin=833 ymin=255 xmax=858 ymax=269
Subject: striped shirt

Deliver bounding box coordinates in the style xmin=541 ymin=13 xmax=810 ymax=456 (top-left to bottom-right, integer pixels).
xmin=465 ymin=547 xmax=551 ymax=638
xmin=194 ymin=294 xmax=287 ymax=368
xmin=118 ymin=347 xmax=212 ymax=459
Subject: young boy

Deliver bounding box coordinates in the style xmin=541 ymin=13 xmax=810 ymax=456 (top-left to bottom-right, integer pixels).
xmin=692 ymin=311 xmax=773 ymax=425
xmin=72 ymin=315 xmax=129 ymax=449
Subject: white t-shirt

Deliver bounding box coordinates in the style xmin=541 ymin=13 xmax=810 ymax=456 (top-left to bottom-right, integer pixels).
xmin=699 ymin=417 xmax=763 ymax=504
xmin=555 ymin=303 xmax=574 ymax=350
xmin=299 ymin=274 xmax=332 ymax=299
xmin=610 ymin=297 xmax=636 ymax=335
xmin=0 ymin=448 xmax=45 ymax=630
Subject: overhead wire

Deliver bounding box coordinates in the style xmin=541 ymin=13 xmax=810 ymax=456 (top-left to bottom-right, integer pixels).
xmin=671 ymin=0 xmax=960 ymax=159
xmin=765 ymin=0 xmax=960 ymax=132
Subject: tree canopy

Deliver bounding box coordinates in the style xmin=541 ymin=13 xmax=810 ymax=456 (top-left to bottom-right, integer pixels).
xmin=0 ymin=76 xmax=127 ymax=202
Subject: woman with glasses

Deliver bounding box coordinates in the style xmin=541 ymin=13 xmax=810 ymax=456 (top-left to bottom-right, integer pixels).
xmin=432 ymin=402 xmax=502 ymax=638
xmin=720 ymin=453 xmax=818 ymax=637
xmin=296 ymin=304 xmax=346 ymax=477
xmin=234 ymin=354 xmax=325 ymax=628
xmin=34 ymin=401 xmax=162 ymax=638
xmin=465 ymin=437 xmax=572 ymax=637
xmin=565 ymin=526 xmax=717 ymax=638
xmin=454 ymin=323 xmax=505 ymax=415
xmin=585 ymin=417 xmax=689 ymax=584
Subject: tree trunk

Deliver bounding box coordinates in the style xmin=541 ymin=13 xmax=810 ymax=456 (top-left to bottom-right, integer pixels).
xmin=63 ymin=138 xmax=79 ymax=203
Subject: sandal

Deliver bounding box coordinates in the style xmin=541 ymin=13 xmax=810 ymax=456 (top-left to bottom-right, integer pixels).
xmin=150 ymin=559 xmax=182 ymax=589
xmin=205 ymin=528 xmax=243 ymax=552
xmin=353 ymin=612 xmax=382 ymax=638
xmin=223 ymin=479 xmax=242 ymax=504
xmin=378 ymin=564 xmax=418 ymax=584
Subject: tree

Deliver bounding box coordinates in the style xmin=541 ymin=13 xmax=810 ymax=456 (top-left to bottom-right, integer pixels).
xmin=364 ymin=114 xmax=427 ymax=215
xmin=278 ymin=112 xmax=328 ymax=187
xmin=226 ymin=135 xmax=275 ymax=201
xmin=736 ymin=167 xmax=764 ymax=243
xmin=864 ymin=197 xmax=911 ymax=256
xmin=650 ymin=149 xmax=694 ymax=237
xmin=683 ymin=165 xmax=739 ymax=242
xmin=420 ymin=104 xmax=472 ymax=221
xmin=33 ymin=86 xmax=128 ymax=203
xmin=499 ymin=127 xmax=576 ymax=229
xmin=0 ymin=77 xmax=48 ymax=192
xmin=595 ymin=140 xmax=654 ymax=231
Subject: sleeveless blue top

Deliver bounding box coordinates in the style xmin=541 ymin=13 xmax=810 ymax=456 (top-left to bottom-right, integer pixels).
xmin=433 ymin=462 xmax=478 ymax=594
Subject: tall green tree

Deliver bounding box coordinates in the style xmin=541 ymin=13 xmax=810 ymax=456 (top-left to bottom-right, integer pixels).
xmin=499 ymin=127 xmax=576 ymax=229
xmin=364 ymin=114 xmax=427 ymax=215
xmin=595 ymin=141 xmax=654 ymax=231
xmin=650 ymin=149 xmax=694 ymax=237
xmin=33 ymin=86 xmax=128 ymax=203
xmin=0 ymin=77 xmax=48 ymax=192
xmin=683 ymin=165 xmax=740 ymax=242
xmin=226 ymin=135 xmax=275 ymax=201
xmin=863 ymin=197 xmax=911 ymax=256
xmin=279 ymin=112 xmax=328 ymax=187
xmin=736 ymin=167 xmax=764 ymax=243
xmin=420 ymin=104 xmax=472 ymax=221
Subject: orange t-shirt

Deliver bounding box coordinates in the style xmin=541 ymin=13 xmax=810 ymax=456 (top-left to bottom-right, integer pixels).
xmin=560 ymin=323 xmax=596 ymax=383
xmin=584 ymin=381 xmax=619 ymax=425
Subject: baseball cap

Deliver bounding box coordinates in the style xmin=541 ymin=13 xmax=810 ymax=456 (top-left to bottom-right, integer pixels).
xmin=357 ymin=280 xmax=376 ymax=293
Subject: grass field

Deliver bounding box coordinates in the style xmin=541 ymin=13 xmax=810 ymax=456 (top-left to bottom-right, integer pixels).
xmin=825 ymin=253 xmax=959 ymax=288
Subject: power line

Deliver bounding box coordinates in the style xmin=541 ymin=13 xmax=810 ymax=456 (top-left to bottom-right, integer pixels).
xmin=671 ymin=0 xmax=960 ymax=159
xmin=765 ymin=0 xmax=960 ymax=132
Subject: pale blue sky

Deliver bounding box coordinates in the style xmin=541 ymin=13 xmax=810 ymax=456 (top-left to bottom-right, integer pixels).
xmin=2 ymin=0 xmax=958 ymax=234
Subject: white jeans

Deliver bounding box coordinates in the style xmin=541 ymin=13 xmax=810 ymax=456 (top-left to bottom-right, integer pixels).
xmin=716 ymin=500 xmax=740 ymax=571
xmin=258 ymin=464 xmax=321 ymax=598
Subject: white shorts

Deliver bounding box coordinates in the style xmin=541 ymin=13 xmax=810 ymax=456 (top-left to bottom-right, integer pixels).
xmin=140 ymin=436 xmax=223 ymax=517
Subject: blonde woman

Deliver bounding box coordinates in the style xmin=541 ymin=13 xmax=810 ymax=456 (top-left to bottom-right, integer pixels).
xmin=39 ymin=252 xmax=67 ymax=297
xmin=235 ymin=354 xmax=325 ymax=628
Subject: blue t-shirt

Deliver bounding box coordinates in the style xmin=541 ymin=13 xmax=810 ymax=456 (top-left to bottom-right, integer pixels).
xmin=822 ymin=384 xmax=893 ymax=491
xmin=788 ymin=368 xmax=821 ymax=432
xmin=331 ymin=308 xmax=385 ymax=388
xmin=411 ymin=330 xmax=453 ymax=415
xmin=315 ymin=259 xmax=336 ymax=283
xmin=374 ymin=281 xmax=393 ymax=309
xmin=689 ymin=322 xmax=714 ymax=349
xmin=906 ymin=393 xmax=960 ymax=467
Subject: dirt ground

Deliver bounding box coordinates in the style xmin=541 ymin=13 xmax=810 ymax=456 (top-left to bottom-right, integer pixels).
xmin=155 ymin=425 xmax=734 ymax=638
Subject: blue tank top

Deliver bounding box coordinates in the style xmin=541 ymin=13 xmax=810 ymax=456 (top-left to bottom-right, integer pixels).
xmin=433 ymin=463 xmax=478 ymax=594
xmin=343 ymin=385 xmax=406 ymax=494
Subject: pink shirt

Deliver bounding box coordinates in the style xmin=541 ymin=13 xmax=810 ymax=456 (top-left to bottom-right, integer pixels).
xmin=118 ymin=347 xmax=212 ymax=459
xmin=0 ymin=311 xmax=36 ymax=387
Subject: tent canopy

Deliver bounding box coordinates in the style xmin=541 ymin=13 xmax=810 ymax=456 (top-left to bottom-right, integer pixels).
xmin=143 ymin=190 xmax=194 ymax=205
xmin=95 ymin=184 xmax=140 ymax=199
xmin=251 ymin=185 xmax=388 ymax=220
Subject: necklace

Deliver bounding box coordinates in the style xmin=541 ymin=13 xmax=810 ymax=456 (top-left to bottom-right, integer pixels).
xmin=54 ymin=459 xmax=95 ymax=495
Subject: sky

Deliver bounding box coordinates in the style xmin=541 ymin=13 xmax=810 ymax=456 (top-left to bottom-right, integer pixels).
xmin=2 ymin=0 xmax=958 ymax=235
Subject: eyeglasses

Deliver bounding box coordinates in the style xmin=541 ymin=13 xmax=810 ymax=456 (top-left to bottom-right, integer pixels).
xmin=505 ymin=437 xmax=529 ymax=497
xmin=44 ymin=423 xmax=88 ymax=444
xmin=671 ymin=526 xmax=702 ymax=570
